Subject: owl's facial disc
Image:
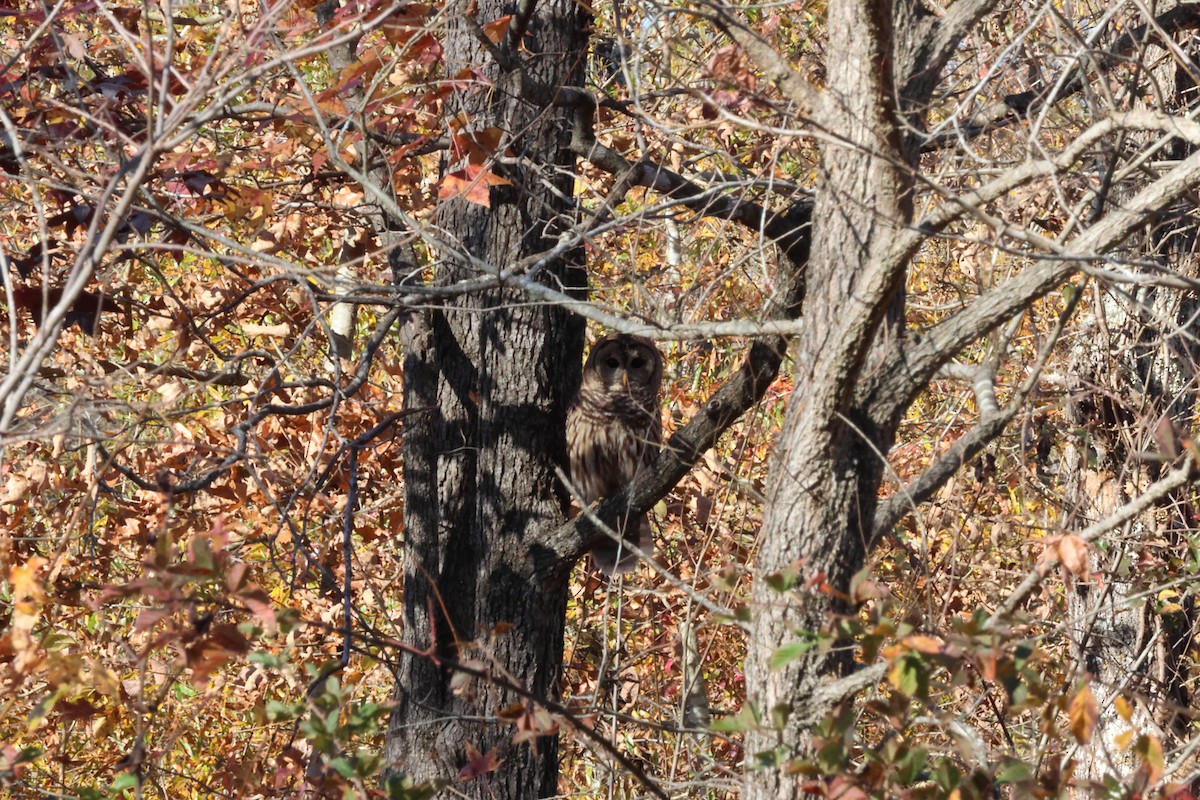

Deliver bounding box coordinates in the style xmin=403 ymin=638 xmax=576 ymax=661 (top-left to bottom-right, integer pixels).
xmin=585 ymin=336 xmax=661 ymax=397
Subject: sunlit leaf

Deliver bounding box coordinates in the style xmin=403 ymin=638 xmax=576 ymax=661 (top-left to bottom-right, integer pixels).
xmin=1068 ymin=684 xmax=1098 ymax=744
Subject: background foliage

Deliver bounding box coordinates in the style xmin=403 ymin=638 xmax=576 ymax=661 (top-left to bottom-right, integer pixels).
xmin=4 ymin=0 xmax=1200 ymax=798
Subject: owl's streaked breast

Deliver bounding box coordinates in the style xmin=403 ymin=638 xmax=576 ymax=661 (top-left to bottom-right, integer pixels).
xmin=566 ymin=401 xmax=658 ymax=502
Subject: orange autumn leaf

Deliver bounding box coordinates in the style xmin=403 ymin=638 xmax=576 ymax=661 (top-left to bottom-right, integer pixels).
xmin=1069 ymin=684 xmax=1098 ymax=744
xmin=1047 ymin=534 xmax=1090 ymax=580
xmin=480 ymin=15 xmax=512 ymax=44
xmin=458 ymin=742 xmax=504 ymax=779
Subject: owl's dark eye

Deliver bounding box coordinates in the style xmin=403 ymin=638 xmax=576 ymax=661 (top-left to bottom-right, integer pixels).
xmin=629 ymin=357 xmax=645 ymax=369
xmin=606 ymin=357 xmax=621 ymax=369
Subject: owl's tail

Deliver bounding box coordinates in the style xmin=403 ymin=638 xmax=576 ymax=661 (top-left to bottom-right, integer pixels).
xmin=590 ymin=514 xmax=654 ymax=575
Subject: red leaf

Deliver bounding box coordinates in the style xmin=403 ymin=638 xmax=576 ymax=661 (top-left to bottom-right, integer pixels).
xmin=134 ymin=607 xmax=171 ymax=633
xmin=226 ymin=562 xmax=249 ymax=593
xmin=450 ymin=127 xmax=507 ymax=164
xmin=457 ymin=742 xmax=503 ymax=779
xmin=381 ymin=4 xmax=431 ymax=45
xmin=237 ymin=587 xmax=277 ymax=630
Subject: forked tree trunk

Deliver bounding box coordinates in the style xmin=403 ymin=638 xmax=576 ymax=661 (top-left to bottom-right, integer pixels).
xmin=742 ymin=3 xmax=914 ymax=797
xmin=383 ymin=0 xmax=589 ymax=794
xmin=738 ymin=2 xmax=1001 ymax=795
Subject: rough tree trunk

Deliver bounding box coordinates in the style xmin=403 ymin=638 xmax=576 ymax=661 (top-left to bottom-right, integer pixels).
xmin=383 ymin=0 xmax=589 ymax=794
xmin=742 ymin=3 xmax=913 ymax=797
xmin=739 ymin=1 xmax=997 ymax=795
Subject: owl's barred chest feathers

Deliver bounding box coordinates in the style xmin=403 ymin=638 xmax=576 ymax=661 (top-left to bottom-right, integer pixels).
xmin=566 ymin=334 xmax=664 ymax=504
xmin=566 ymin=390 xmax=661 ymax=502
xmin=570 ymin=381 xmax=658 ymax=427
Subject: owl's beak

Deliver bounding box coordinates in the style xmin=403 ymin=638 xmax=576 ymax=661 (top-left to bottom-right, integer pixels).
xmin=620 ymin=372 xmax=629 ymax=388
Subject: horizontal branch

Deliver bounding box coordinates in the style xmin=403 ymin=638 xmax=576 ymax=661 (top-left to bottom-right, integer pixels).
xmin=537 ymin=332 xmax=788 ymax=578
xmin=545 ymin=73 xmax=812 ymax=270
xmin=37 ymin=360 xmax=249 ymax=387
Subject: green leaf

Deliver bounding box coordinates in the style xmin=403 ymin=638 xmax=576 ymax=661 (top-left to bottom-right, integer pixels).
xmin=187 ymin=534 xmax=216 ymax=572
xmin=994 ymin=759 xmax=1034 ymax=784
xmin=769 ymin=640 xmax=814 ymax=670
xmin=710 ymin=705 xmax=758 ymax=733
xmin=816 ymin=739 xmax=846 ymax=773
xmin=330 ymin=756 xmax=357 ymax=778
xmin=250 ymin=651 xmax=287 ymax=669
xmin=42 ymin=632 xmax=74 ymax=651
xmin=897 ymin=746 xmax=927 ymax=784
xmin=173 ymin=682 xmax=198 ymax=700
xmin=710 ymin=716 xmax=748 ymax=733
xmin=764 ymin=568 xmax=798 ymax=593
xmin=935 ymin=758 xmax=961 ymax=790
xmin=770 ymin=702 xmax=791 ymax=730
xmin=752 ymin=747 xmax=789 ymax=769
xmin=383 ymin=775 xmax=447 ymax=800
xmin=888 ymin=653 xmax=924 ymax=697
xmin=265 ymin=700 xmax=300 ymax=721
xmin=110 ymin=773 xmax=138 ymax=792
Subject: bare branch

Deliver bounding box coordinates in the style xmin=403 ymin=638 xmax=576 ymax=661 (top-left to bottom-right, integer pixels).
xmin=922 ymin=4 xmax=1200 ymax=150
xmin=986 ymin=455 xmax=1197 ymax=630
xmin=868 ymin=143 xmax=1200 ymax=422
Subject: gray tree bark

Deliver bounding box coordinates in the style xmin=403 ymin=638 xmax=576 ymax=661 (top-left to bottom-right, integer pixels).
xmin=383 ymin=0 xmax=589 ymax=794
xmin=740 ymin=1 xmax=1200 ymax=795
xmin=742 ymin=3 xmax=914 ymax=795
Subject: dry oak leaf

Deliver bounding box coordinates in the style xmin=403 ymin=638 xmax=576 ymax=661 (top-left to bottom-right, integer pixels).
xmin=438 ymin=165 xmax=511 ymax=207
xmin=1040 ymin=534 xmax=1090 ymax=581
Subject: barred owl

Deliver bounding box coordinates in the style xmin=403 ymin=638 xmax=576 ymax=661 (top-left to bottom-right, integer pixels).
xmin=567 ymin=333 xmax=664 ymax=574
